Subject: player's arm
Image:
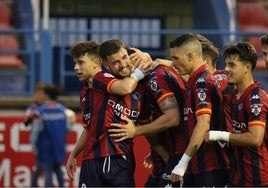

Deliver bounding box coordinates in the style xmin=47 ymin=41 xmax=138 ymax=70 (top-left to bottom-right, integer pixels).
xmin=152 ymin=58 xmax=189 ymax=82
xmin=170 ymin=113 xmax=210 ymax=182
xmin=135 ymin=96 xmax=180 ymax=135
xmin=109 ymin=96 xmax=180 ymax=141
xmin=229 ymin=125 xmax=265 ymax=146
xmin=66 ymin=129 xmax=88 ymax=180
xmin=146 ymin=133 xmax=169 ymax=164
xmin=207 ymin=122 xmax=265 ymax=147
xmin=153 ymin=58 xmax=172 ymax=68
xmin=109 ymin=69 xmax=144 ymax=96
xmin=68 ymin=129 xmax=87 ymax=157
xmin=184 ymin=114 xmax=210 ymax=156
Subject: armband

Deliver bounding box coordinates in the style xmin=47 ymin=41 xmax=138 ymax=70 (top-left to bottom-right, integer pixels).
xmin=209 ymin=130 xmax=230 ymax=142
xmin=130 ymin=68 xmax=145 ymax=81
xmin=171 ymin=153 xmax=191 ymax=177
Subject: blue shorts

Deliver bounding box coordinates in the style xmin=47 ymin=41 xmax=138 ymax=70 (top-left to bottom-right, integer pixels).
xmin=183 ymin=169 xmax=229 ymax=187
xmin=159 ymin=153 xmax=229 ymax=187
xmin=79 ymin=155 xmax=135 ymax=187
xmin=144 ymin=174 xmax=162 ymax=187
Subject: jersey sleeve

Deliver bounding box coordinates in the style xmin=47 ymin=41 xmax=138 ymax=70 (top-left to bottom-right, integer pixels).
xmin=193 ymin=76 xmax=214 ymax=116
xmin=146 ymin=66 xmax=175 ymax=105
xmin=247 ymin=89 xmax=268 ymax=128
xmin=93 ymin=72 xmax=118 ymax=94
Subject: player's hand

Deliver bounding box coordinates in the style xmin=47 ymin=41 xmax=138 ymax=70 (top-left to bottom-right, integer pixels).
xmin=170 ymin=153 xmax=191 ymax=182
xmin=152 ymin=58 xmax=172 ymax=69
xmin=170 ymin=172 xmax=183 ymax=183
xmin=143 ymin=152 xmax=153 ymax=168
xmin=66 ymin=154 xmax=76 ymax=180
xmin=109 ymin=116 xmax=136 ymax=142
xmin=129 ymin=47 xmax=152 ymax=71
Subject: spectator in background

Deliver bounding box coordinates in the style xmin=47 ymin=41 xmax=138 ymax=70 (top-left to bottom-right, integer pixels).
xmin=260 ymin=34 xmax=268 ymax=71
xmin=30 ymin=84 xmax=73 ymax=187
xmin=24 ymin=82 xmax=46 ymax=127
xmin=24 ymin=82 xmax=46 ymax=187
xmin=206 ymin=42 xmax=268 ymax=187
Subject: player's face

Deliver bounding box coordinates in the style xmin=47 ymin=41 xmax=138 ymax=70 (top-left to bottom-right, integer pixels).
xmin=224 ymin=55 xmax=247 ymax=85
xmin=170 ymin=47 xmax=192 ymax=76
xmin=104 ymin=47 xmax=132 ymax=78
xmin=73 ymin=54 xmax=96 ymax=82
xmin=261 ymin=44 xmax=268 ymax=71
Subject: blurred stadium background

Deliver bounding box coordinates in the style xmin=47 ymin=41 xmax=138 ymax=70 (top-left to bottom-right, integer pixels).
xmin=0 ymin=0 xmax=267 ymax=186
xmin=0 ymin=0 xmax=267 ymax=110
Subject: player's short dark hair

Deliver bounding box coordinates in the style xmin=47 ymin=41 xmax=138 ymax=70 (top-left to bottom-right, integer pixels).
xmin=195 ymin=34 xmax=219 ymax=67
xmin=69 ymin=40 xmax=100 ymax=59
xmin=223 ymin=42 xmax=257 ymax=71
xmin=98 ymin=38 xmax=126 ymax=61
xmin=169 ymin=33 xmax=198 ymax=48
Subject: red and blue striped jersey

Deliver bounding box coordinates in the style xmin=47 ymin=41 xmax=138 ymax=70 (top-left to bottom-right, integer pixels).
xmin=225 ymin=82 xmax=268 ymax=187
xmin=184 ymin=64 xmax=229 ymax=174
xmin=213 ymin=69 xmax=228 ymax=94
xmin=80 ymin=82 xmax=93 ymax=128
xmin=145 ymin=65 xmax=187 ymax=155
xmin=138 ymin=88 xmax=168 ymax=177
xmin=80 ymin=71 xmax=146 ymax=160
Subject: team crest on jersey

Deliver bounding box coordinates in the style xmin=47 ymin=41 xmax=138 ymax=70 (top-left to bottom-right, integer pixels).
xmin=214 ymin=74 xmax=224 ymax=81
xmin=149 ymin=79 xmax=157 ymax=91
xmin=103 ymin=73 xmax=115 ymax=78
xmin=197 ymin=89 xmax=206 ymax=101
xmin=251 ymin=104 xmax=262 ymax=116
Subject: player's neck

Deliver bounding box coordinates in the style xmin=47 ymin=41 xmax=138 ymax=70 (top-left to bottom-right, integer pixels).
xmin=236 ymin=76 xmax=254 ymax=98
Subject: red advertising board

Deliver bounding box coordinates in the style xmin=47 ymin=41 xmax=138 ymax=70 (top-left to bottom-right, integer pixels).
xmin=0 ymin=116 xmax=150 ymax=187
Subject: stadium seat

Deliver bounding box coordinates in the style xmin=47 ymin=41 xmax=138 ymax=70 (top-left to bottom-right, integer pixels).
xmin=0 ymin=23 xmax=14 ymax=30
xmin=0 ymin=35 xmax=19 ymax=50
xmin=0 ymin=2 xmax=11 ymax=26
xmin=248 ymin=36 xmax=266 ymax=70
xmin=255 ymin=56 xmax=266 ymax=70
xmin=237 ymin=0 xmax=260 ymax=3
xmin=237 ymin=4 xmax=268 ymax=31
xmin=248 ymin=36 xmax=262 ymax=52
xmin=0 ymin=35 xmax=23 ymax=67
xmin=0 ymin=55 xmax=23 ymax=67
